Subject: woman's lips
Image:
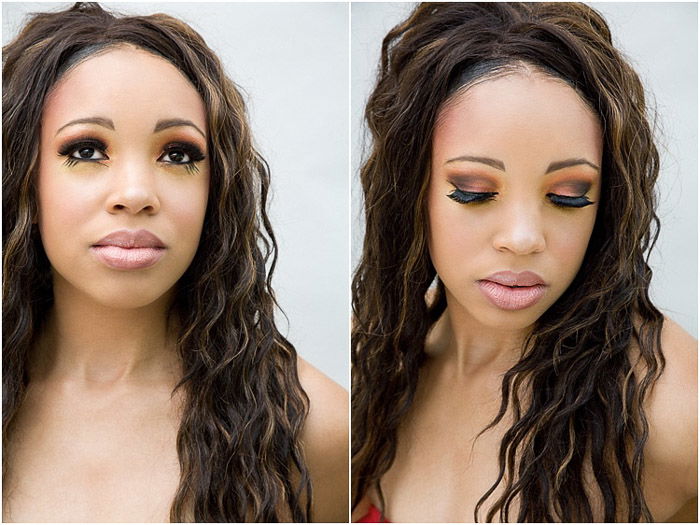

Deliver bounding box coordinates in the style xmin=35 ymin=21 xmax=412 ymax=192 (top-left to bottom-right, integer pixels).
xmin=477 ymin=271 xmax=547 ymax=311
xmin=91 ymin=229 xmax=166 ymax=270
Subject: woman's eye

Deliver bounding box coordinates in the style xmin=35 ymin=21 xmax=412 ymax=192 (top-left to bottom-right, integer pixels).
xmin=57 ymin=140 xmax=206 ymax=172
xmin=547 ymin=193 xmax=595 ymax=208
xmin=59 ymin=139 xmax=109 ymax=167
xmin=447 ymin=189 xmax=498 ymax=204
xmin=158 ymin=142 xmax=206 ymax=173
xmin=160 ymin=149 xmax=191 ymax=164
xmin=72 ymin=146 xmax=106 ymax=161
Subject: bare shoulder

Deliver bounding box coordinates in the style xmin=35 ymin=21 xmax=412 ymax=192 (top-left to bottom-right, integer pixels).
xmin=297 ymin=357 xmax=348 ymax=442
xmin=647 ymin=317 xmax=697 ymax=429
xmin=297 ymin=357 xmax=349 ymax=522
xmin=644 ymin=317 xmax=697 ymax=505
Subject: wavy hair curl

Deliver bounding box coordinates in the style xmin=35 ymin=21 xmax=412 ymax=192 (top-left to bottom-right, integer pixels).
xmin=352 ymin=2 xmax=664 ymax=522
xmin=3 ymin=2 xmax=311 ymax=521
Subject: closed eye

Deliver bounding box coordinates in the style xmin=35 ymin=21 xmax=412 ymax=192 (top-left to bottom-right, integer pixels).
xmin=447 ymin=188 xmax=498 ymax=204
xmin=547 ymin=193 xmax=594 ymax=208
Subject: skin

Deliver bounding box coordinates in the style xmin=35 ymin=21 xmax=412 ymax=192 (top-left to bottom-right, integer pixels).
xmin=3 ymin=45 xmax=348 ymax=522
xmin=428 ymin=71 xmax=602 ymax=357
xmin=299 ymin=359 xmax=350 ymax=522
xmin=354 ymin=71 xmax=697 ymax=522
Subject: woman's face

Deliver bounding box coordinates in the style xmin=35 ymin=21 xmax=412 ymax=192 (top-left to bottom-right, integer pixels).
xmin=38 ymin=45 xmax=210 ymax=310
xmin=428 ymin=71 xmax=603 ymax=331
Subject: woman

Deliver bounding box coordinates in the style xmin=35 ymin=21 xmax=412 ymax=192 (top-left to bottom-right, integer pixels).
xmin=352 ymin=3 xmax=696 ymax=522
xmin=3 ymin=2 xmax=348 ymax=522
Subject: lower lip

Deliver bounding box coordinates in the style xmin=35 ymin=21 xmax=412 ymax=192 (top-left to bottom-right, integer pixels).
xmin=477 ymin=280 xmax=546 ymax=311
xmin=91 ymin=245 xmax=165 ymax=270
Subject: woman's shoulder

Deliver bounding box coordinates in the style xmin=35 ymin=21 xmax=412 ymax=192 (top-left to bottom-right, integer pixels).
xmin=647 ymin=317 xmax=697 ymax=433
xmin=643 ymin=317 xmax=697 ymax=502
xmin=297 ymin=357 xmax=349 ymax=522
xmin=297 ymin=357 xmax=348 ymax=436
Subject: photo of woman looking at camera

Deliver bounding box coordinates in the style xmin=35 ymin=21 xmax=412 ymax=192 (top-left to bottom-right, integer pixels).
xmin=3 ymin=2 xmax=348 ymax=522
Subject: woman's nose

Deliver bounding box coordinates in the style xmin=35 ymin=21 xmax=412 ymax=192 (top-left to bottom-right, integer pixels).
xmin=105 ymin=160 xmax=161 ymax=215
xmin=492 ymin=201 xmax=546 ymax=255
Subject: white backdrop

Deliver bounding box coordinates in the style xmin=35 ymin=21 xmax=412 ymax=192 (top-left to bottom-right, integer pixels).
xmin=2 ymin=2 xmax=350 ymax=388
xmin=351 ymin=2 xmax=698 ymax=338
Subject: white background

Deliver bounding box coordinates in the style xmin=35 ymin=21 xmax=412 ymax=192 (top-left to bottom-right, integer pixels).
xmin=3 ymin=2 xmax=697 ymax=386
xmin=2 ymin=2 xmax=350 ymax=388
xmin=351 ymin=2 xmax=698 ymax=338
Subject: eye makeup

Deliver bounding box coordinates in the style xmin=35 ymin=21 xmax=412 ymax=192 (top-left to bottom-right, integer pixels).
xmin=446 ymin=173 xmax=497 ymax=192
xmin=447 ymin=188 xmax=498 ymax=204
xmin=443 ymin=172 xmax=596 ymax=208
xmin=547 ymin=179 xmax=595 ymax=208
xmin=58 ymin=137 xmax=109 ymax=167
xmin=445 ymin=181 xmax=595 ymax=207
xmin=546 ymin=193 xmax=594 ymax=208
xmin=548 ymin=180 xmax=592 ymax=197
xmin=158 ymin=141 xmax=206 ymax=175
xmin=56 ymin=137 xmax=206 ymax=174
xmin=445 ymin=174 xmax=498 ymax=204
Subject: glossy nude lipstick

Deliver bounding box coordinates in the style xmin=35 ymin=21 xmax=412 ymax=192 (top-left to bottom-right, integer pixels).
xmin=91 ymin=229 xmax=166 ymax=270
xmin=477 ymin=271 xmax=547 ymax=311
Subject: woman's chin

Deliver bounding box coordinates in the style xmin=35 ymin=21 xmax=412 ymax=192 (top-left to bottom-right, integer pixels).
xmin=57 ymin=280 xmax=174 ymax=311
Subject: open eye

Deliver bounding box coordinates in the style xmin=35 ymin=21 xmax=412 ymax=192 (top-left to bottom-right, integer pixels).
xmin=159 ymin=148 xmax=192 ymax=164
xmin=72 ymin=146 xmax=107 ymax=161
xmin=59 ymin=139 xmax=109 ymax=166
xmin=157 ymin=142 xmax=206 ymax=173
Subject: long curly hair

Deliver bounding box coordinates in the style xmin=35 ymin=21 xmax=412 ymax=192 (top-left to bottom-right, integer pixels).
xmin=3 ymin=2 xmax=311 ymax=521
xmin=352 ymin=3 xmax=665 ymax=522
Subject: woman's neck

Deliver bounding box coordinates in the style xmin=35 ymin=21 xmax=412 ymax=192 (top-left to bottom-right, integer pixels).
xmin=426 ymin=296 xmax=530 ymax=377
xmin=31 ymin=276 xmax=180 ymax=385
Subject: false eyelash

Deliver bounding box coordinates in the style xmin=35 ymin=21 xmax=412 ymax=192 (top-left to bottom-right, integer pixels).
xmin=57 ymin=138 xmax=206 ymax=174
xmin=58 ymin=137 xmax=108 ymax=157
xmin=447 ymin=188 xmax=498 ymax=204
xmin=58 ymin=138 xmax=109 ymax=167
xmin=160 ymin=141 xmax=206 ymax=174
xmin=547 ymin=193 xmax=594 ymax=208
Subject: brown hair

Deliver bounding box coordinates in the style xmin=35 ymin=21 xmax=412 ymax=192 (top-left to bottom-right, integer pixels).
xmin=3 ymin=2 xmax=311 ymax=521
xmin=352 ymin=3 xmax=664 ymax=521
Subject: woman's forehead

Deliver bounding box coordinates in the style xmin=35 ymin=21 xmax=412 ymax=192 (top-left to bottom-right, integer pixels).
xmin=43 ymin=46 xmax=207 ymax=136
xmin=433 ymin=72 xmax=603 ymax=171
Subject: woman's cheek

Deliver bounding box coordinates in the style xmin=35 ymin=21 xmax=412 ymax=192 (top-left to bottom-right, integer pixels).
xmin=549 ymin=212 xmax=598 ymax=277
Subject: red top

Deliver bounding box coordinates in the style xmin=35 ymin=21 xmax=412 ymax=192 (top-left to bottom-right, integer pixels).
xmin=356 ymin=504 xmax=390 ymax=523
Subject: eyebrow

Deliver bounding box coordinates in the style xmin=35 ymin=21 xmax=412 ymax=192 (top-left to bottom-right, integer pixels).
xmin=445 ymin=155 xmax=505 ymax=170
xmin=545 ymin=158 xmax=600 ymax=173
xmin=55 ymin=117 xmax=114 ymax=136
xmin=444 ymin=155 xmax=600 ymax=173
xmin=153 ymin=118 xmax=206 ymax=139
xmin=54 ymin=116 xmax=206 ymax=139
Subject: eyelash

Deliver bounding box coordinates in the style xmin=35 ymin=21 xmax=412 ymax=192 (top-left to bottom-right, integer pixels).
xmin=447 ymin=189 xmax=497 ymax=204
xmin=447 ymin=189 xmax=594 ymax=208
xmin=546 ymin=193 xmax=594 ymax=208
xmin=58 ymin=138 xmax=206 ymax=174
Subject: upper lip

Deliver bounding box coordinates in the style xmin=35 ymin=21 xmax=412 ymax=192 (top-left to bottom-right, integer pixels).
xmin=482 ymin=270 xmax=546 ymax=287
xmin=93 ymin=229 xmax=166 ymax=249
